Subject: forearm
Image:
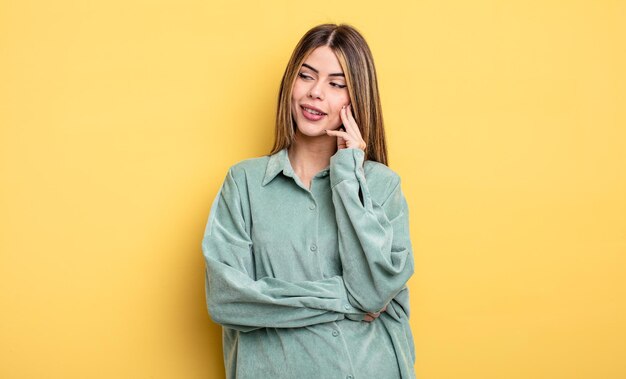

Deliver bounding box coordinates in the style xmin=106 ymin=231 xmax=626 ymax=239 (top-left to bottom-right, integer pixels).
xmin=330 ymin=149 xmax=414 ymax=313
xmin=203 ymin=250 xmax=366 ymax=331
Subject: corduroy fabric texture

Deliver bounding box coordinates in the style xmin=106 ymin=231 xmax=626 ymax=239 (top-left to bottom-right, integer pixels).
xmin=202 ymin=147 xmax=416 ymax=379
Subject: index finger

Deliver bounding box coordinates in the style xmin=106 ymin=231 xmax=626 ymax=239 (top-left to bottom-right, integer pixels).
xmin=340 ymin=105 xmax=359 ymax=139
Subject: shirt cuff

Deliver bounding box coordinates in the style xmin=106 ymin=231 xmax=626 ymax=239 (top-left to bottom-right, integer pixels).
xmin=334 ymin=276 xmax=366 ymax=318
xmin=329 ymin=148 xmax=365 ymax=188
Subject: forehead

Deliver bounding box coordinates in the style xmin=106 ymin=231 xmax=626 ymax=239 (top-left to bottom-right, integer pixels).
xmin=302 ymin=46 xmax=343 ymax=73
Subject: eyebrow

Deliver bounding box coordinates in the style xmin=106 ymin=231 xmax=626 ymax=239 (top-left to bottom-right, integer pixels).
xmin=301 ymin=63 xmax=345 ymax=77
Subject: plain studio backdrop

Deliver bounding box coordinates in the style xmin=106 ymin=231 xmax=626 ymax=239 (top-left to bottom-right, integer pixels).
xmin=1 ymin=0 xmax=625 ymax=378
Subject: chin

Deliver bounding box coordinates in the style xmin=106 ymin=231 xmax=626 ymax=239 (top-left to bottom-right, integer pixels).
xmin=297 ymin=125 xmax=326 ymax=137
xmin=294 ymin=119 xmax=323 ymax=133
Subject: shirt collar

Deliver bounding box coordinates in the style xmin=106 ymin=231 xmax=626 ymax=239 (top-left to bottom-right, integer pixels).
xmin=262 ymin=147 xmax=332 ymax=186
xmin=262 ymin=147 xmax=293 ymax=186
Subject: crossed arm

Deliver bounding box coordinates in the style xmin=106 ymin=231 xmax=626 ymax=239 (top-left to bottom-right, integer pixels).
xmin=201 ymin=150 xmax=413 ymax=332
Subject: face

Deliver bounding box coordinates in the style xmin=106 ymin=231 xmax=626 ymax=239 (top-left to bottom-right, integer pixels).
xmin=291 ymin=45 xmax=351 ymax=137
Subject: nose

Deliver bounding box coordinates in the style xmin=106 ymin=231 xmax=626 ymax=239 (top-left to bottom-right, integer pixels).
xmin=308 ymin=81 xmax=324 ymax=100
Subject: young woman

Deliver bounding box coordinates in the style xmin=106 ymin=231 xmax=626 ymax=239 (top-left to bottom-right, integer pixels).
xmin=202 ymin=23 xmax=416 ymax=379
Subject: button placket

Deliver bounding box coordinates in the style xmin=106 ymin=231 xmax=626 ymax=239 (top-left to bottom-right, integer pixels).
xmin=307 ymin=193 xmax=319 ymax=254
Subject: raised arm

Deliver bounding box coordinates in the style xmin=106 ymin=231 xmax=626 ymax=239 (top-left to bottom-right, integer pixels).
xmin=329 ymin=148 xmax=415 ymax=314
xmin=202 ymin=167 xmax=365 ymax=332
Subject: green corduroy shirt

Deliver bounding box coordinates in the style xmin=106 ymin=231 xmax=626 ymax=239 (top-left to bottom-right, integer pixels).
xmin=201 ymin=147 xmax=416 ymax=379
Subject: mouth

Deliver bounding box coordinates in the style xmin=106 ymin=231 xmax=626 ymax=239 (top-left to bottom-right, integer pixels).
xmin=300 ymin=105 xmax=327 ymax=121
xmin=301 ymin=105 xmax=326 ymax=116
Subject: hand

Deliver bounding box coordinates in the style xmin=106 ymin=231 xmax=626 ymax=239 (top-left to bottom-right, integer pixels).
xmin=363 ymin=304 xmax=387 ymax=323
xmin=325 ymin=104 xmax=366 ymax=151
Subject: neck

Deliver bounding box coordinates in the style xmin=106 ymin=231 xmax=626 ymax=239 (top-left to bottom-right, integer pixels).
xmin=287 ymin=130 xmax=337 ymax=177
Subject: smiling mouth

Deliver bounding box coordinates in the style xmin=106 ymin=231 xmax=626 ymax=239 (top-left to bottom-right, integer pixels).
xmin=301 ymin=106 xmax=326 ymax=116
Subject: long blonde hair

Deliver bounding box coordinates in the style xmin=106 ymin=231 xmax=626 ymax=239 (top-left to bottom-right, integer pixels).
xmin=270 ymin=23 xmax=388 ymax=165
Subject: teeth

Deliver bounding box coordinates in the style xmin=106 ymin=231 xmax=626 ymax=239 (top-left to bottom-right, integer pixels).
xmin=304 ymin=107 xmax=324 ymax=116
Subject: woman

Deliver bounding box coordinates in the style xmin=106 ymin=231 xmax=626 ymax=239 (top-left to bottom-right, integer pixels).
xmin=202 ymin=23 xmax=416 ymax=379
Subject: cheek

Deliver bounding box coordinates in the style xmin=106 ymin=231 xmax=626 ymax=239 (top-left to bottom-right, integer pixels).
xmin=330 ymin=96 xmax=350 ymax=118
xmin=291 ymin=82 xmax=307 ymax=100
xmin=290 ymin=86 xmax=302 ymax=115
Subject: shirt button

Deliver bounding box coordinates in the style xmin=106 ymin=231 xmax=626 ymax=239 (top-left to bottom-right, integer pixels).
xmin=310 ymin=244 xmax=317 ymax=252
xmin=309 ymin=203 xmax=316 ymax=210
xmin=332 ymin=330 xmax=339 ymax=337
xmin=346 ymin=376 xmax=354 ymax=379
xmin=344 ymin=304 xmax=351 ymax=310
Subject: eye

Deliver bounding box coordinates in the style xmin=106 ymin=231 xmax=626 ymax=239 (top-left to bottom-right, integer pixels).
xmin=330 ymin=82 xmax=347 ymax=89
xmin=298 ymin=72 xmax=313 ymax=80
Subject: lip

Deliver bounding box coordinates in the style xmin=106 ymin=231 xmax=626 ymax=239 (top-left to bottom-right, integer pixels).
xmin=300 ymin=105 xmax=325 ymax=121
xmin=300 ymin=104 xmax=327 ymax=115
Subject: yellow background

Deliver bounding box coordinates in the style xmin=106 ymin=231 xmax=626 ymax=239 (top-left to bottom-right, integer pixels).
xmin=1 ymin=0 xmax=625 ymax=378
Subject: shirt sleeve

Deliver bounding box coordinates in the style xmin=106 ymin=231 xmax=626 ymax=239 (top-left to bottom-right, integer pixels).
xmin=329 ymin=148 xmax=415 ymax=314
xmin=201 ymin=167 xmax=366 ymax=333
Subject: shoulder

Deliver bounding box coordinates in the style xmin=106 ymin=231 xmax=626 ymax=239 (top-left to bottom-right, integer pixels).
xmin=364 ymin=159 xmax=402 ymax=202
xmin=222 ymin=154 xmax=270 ymax=191
xmin=228 ymin=155 xmax=269 ymax=176
xmin=364 ymin=159 xmax=400 ymax=182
